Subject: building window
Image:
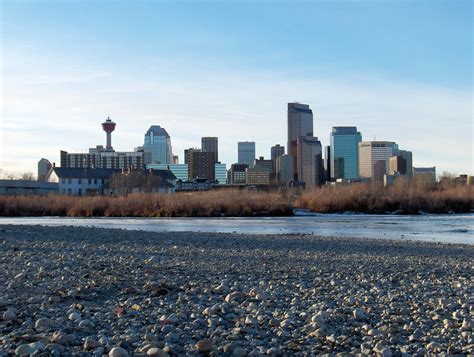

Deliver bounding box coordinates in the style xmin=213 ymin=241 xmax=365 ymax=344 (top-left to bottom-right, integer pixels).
xmin=94 ymin=179 xmax=97 ymax=184
xmin=78 ymin=188 xmax=82 ymax=195
xmin=68 ymin=188 xmax=71 ymax=195
xmin=78 ymin=179 xmax=82 ymax=184
xmin=102 ymin=179 xmax=105 ymax=184
xmin=88 ymin=179 xmax=92 ymax=185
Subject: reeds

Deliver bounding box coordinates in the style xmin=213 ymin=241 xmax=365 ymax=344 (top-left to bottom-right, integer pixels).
xmin=0 ymin=181 xmax=472 ymax=217
xmin=0 ymin=189 xmax=293 ymax=217
xmin=296 ymin=180 xmax=474 ymax=214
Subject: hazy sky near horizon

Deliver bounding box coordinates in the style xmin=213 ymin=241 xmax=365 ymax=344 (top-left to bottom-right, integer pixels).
xmin=1 ymin=0 xmax=472 ymax=175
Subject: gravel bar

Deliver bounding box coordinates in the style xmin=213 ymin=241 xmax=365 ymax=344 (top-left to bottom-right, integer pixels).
xmin=0 ymin=224 xmax=473 ymax=356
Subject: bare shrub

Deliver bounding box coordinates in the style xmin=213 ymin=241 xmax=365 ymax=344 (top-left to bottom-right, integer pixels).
xmin=296 ymin=181 xmax=474 ymax=214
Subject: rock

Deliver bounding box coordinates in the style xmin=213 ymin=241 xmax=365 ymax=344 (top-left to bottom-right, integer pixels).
xmin=3 ymin=310 xmax=16 ymax=321
xmin=426 ymin=342 xmax=441 ymax=352
xmin=225 ymin=292 xmax=246 ymax=303
xmin=46 ymin=343 xmax=65 ymax=353
xmin=94 ymin=347 xmax=105 ymax=357
xmin=462 ymin=318 xmax=472 ymax=330
xmin=146 ymin=256 xmax=161 ymax=264
xmin=280 ymin=319 xmax=293 ymax=328
xmin=353 ymin=308 xmax=366 ymax=321
xmin=380 ymin=348 xmax=392 ymax=357
xmin=268 ymin=319 xmax=280 ymax=327
xmin=34 ymin=317 xmax=54 ymax=331
xmin=109 ymin=346 xmax=129 ymax=357
xmin=233 ymin=347 xmax=247 ymax=357
xmin=196 ymin=338 xmax=213 ymax=353
xmin=245 ymin=316 xmax=258 ymax=325
xmin=68 ymin=312 xmax=81 ymax=321
xmin=360 ymin=342 xmax=371 ymax=354
xmin=147 ymin=347 xmax=169 ymax=357
xmin=51 ymin=331 xmax=74 ymax=345
xmin=84 ymin=339 xmax=100 ymax=351
xmin=15 ymin=342 xmax=45 ymax=356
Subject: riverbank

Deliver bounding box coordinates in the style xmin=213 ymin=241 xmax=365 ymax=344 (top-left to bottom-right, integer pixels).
xmin=0 ymin=225 xmax=472 ymax=355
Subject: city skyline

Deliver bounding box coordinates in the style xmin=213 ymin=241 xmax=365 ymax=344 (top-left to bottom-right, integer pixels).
xmin=1 ymin=1 xmax=472 ymax=175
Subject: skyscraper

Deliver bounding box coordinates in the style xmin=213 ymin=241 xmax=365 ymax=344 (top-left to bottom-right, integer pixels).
xmin=330 ymin=127 xmax=362 ymax=180
xmin=394 ymin=150 xmax=413 ymax=177
xmin=276 ymin=154 xmax=294 ymax=184
xmin=189 ymin=151 xmax=216 ymax=181
xmin=143 ymin=126 xmax=173 ymax=164
xmin=201 ymin=137 xmax=218 ymax=162
xmin=324 ymin=146 xmax=331 ymax=183
xmin=270 ymin=144 xmax=285 ymax=173
xmin=358 ymin=141 xmax=397 ymax=179
xmin=214 ymin=162 xmax=227 ymax=184
xmin=184 ymin=148 xmax=201 ymax=165
xmin=238 ymin=141 xmax=256 ymax=167
xmin=389 ymin=155 xmax=407 ymax=175
xmin=287 ymin=103 xmax=313 ymax=180
xmin=296 ymin=136 xmax=324 ymax=188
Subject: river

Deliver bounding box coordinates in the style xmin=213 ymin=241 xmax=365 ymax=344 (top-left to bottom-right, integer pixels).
xmin=0 ymin=212 xmax=472 ymax=245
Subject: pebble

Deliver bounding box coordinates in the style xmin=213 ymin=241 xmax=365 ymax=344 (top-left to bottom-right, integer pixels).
xmin=15 ymin=342 xmax=45 ymax=356
xmin=196 ymin=338 xmax=213 ymax=352
xmin=109 ymin=346 xmax=129 ymax=357
xmin=2 ymin=310 xmax=16 ymax=321
xmin=353 ymin=308 xmax=366 ymax=320
xmin=34 ymin=317 xmax=54 ymax=331
xmin=147 ymin=347 xmax=169 ymax=357
xmin=0 ymin=225 xmax=472 ymax=356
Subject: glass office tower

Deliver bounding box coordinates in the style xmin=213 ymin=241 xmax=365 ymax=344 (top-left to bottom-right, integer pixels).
xmin=330 ymin=127 xmax=362 ymax=180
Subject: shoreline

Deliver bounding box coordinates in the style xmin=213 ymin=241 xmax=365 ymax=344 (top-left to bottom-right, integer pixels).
xmin=1 ymin=225 xmax=473 ymax=355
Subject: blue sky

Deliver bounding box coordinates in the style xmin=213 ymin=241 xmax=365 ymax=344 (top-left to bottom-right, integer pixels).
xmin=1 ymin=0 xmax=472 ymax=175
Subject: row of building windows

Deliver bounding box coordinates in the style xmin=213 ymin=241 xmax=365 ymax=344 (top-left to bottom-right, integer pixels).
xmin=61 ymin=178 xmax=106 ymax=185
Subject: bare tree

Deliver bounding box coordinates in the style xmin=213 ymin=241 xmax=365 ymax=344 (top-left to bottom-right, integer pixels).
xmin=0 ymin=170 xmax=35 ymax=180
xmin=110 ymin=171 xmax=163 ymax=195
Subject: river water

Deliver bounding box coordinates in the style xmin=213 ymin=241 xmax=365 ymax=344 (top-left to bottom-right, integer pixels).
xmin=0 ymin=212 xmax=472 ymax=245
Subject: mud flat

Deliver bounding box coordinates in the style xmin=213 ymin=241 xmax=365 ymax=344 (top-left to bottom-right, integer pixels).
xmin=0 ymin=225 xmax=473 ymax=356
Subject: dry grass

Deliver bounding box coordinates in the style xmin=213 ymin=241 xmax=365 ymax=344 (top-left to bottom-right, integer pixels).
xmin=296 ymin=180 xmax=474 ymax=214
xmin=0 ymin=189 xmax=293 ymax=217
xmin=1 ymin=181 xmax=472 ymax=217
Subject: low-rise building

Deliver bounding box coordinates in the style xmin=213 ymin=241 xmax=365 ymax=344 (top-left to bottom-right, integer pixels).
xmin=176 ymin=179 xmax=214 ymax=191
xmin=146 ymin=164 xmax=189 ymax=182
xmin=0 ymin=180 xmax=59 ymax=195
xmin=246 ymin=167 xmax=271 ymax=186
xmin=413 ymin=167 xmax=436 ymax=184
xmin=228 ymin=164 xmax=248 ymax=184
xmin=47 ymin=167 xmax=176 ymax=195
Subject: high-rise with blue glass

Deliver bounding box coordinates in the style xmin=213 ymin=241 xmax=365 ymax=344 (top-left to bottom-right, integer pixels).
xmin=143 ymin=125 xmax=173 ymax=164
xmin=330 ymin=127 xmax=362 ymax=180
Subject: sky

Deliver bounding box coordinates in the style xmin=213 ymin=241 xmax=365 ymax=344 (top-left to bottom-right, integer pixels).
xmin=1 ymin=0 xmax=472 ymax=176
